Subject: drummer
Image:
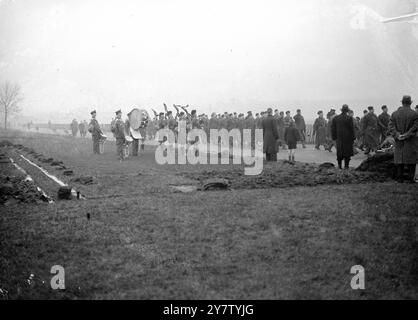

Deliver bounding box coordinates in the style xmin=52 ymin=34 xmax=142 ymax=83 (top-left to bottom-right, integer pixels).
xmin=126 ymin=108 xmax=148 ymax=156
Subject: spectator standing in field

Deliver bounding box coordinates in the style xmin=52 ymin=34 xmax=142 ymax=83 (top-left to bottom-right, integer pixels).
xmin=284 ymin=121 xmax=300 ymax=163
xmin=277 ymin=111 xmax=286 ymax=150
xmin=331 ymin=105 xmax=355 ymax=169
xmin=362 ymin=106 xmax=381 ymax=155
xmin=262 ymin=108 xmax=279 ymax=162
xmin=293 ymin=109 xmax=306 ymax=148
xmin=349 ymin=110 xmax=361 ymax=154
xmin=78 ymin=120 xmax=86 ymax=138
xmin=388 ymin=95 xmax=418 ymax=183
xmin=326 ymin=108 xmax=337 ymax=152
xmin=378 ymin=105 xmax=391 ymax=142
xmin=88 ymin=110 xmax=103 ymax=154
xmin=313 ymin=111 xmax=327 ymax=150
xmin=70 ymin=119 xmax=78 ymax=137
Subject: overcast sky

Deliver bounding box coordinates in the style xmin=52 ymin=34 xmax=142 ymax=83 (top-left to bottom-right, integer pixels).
xmin=0 ymin=0 xmax=417 ymax=122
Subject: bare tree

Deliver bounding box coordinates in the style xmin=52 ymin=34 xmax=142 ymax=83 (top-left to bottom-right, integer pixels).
xmin=0 ymin=81 xmax=23 ymax=130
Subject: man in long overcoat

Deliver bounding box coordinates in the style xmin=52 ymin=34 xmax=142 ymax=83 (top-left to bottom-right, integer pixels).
xmin=362 ymin=106 xmax=380 ymax=155
xmin=389 ymin=95 xmax=418 ymax=182
xmin=293 ymin=109 xmax=306 ymax=148
xmin=262 ymin=108 xmax=279 ymax=162
xmin=331 ymin=105 xmax=355 ymax=169
xmin=313 ymin=111 xmax=327 ymax=150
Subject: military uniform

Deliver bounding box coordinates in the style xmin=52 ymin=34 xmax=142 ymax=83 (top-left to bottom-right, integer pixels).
xmin=313 ymin=116 xmax=327 ymax=149
xmin=362 ymin=112 xmax=380 ymax=154
xmin=88 ymin=112 xmax=103 ymax=154
xmin=113 ymin=111 xmax=126 ymax=160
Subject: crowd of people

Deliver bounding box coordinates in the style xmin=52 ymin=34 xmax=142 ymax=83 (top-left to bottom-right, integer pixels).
xmin=80 ymin=96 xmax=418 ymax=182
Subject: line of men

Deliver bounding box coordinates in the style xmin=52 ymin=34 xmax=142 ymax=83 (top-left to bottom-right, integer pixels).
xmin=312 ymin=105 xmax=394 ymax=155
xmin=70 ymin=119 xmax=88 ymax=138
xmin=323 ymin=96 xmax=417 ymax=182
xmin=86 ymin=98 xmax=418 ymax=182
xmin=146 ymin=107 xmax=308 ymax=149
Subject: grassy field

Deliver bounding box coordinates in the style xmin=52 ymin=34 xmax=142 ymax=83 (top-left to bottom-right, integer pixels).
xmin=0 ymin=129 xmax=417 ymax=299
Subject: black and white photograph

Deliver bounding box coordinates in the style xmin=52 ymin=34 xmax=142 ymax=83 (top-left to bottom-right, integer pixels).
xmin=0 ymin=0 xmax=418 ymax=305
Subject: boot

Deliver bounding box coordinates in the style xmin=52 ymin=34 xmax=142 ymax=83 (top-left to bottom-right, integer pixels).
xmin=344 ymin=158 xmax=350 ymax=169
xmin=407 ymin=164 xmax=416 ymax=183
xmin=396 ymin=165 xmax=404 ymax=183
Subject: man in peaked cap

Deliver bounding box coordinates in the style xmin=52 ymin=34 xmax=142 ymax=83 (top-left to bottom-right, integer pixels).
xmin=88 ymin=109 xmax=103 ymax=154
xmin=113 ymin=109 xmax=126 ymax=161
xmin=389 ymin=95 xmax=418 ymax=182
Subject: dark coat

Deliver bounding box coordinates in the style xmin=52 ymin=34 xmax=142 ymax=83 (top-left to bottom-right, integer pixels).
xmin=88 ymin=118 xmax=103 ymax=138
xmin=389 ymin=106 xmax=418 ymax=164
xmin=331 ymin=113 xmax=355 ymax=159
xmin=313 ymin=117 xmax=327 ymax=145
xmin=284 ymin=127 xmax=300 ymax=149
xmin=262 ymin=115 xmax=279 ymax=154
xmin=362 ymin=113 xmax=380 ymax=149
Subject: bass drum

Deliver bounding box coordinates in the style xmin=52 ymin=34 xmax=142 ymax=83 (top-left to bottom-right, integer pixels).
xmin=128 ymin=108 xmax=150 ymax=130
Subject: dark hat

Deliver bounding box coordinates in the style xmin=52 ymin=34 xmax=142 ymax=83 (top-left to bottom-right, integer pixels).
xmin=402 ymin=95 xmax=412 ymax=105
xmin=159 ymin=112 xmax=164 ymax=116
xmin=247 ymin=111 xmax=252 ymax=114
xmin=317 ymin=110 xmax=323 ymax=115
xmin=367 ymin=106 xmax=374 ymax=111
xmin=115 ymin=109 xmax=122 ymax=115
xmin=191 ymin=110 xmax=196 ymax=115
xmin=286 ymin=111 xmax=290 ymax=114
xmin=330 ymin=108 xmax=336 ymax=112
xmin=255 ymin=113 xmax=259 ymax=116
xmin=179 ymin=112 xmax=185 ymax=116
xmin=341 ymin=104 xmax=350 ymax=113
xmin=167 ymin=111 xmax=172 ymax=115
xmin=90 ymin=110 xmax=96 ymax=115
xmin=297 ymin=109 xmax=301 ymax=112
xmin=381 ymin=105 xmax=387 ymax=110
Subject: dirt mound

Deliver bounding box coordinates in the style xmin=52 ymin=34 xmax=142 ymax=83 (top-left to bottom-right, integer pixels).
xmin=356 ymin=151 xmax=395 ymax=176
xmin=0 ymin=140 xmax=13 ymax=147
xmin=70 ymin=176 xmax=97 ymax=185
xmin=182 ymin=161 xmax=391 ymax=190
xmin=0 ymin=175 xmax=49 ymax=204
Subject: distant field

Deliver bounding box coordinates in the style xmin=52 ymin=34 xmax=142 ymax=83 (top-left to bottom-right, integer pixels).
xmin=0 ymin=129 xmax=417 ymax=299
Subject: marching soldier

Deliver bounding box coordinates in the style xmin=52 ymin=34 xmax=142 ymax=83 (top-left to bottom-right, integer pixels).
xmin=88 ymin=110 xmax=103 ymax=154
xmin=113 ymin=109 xmax=126 ymax=161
